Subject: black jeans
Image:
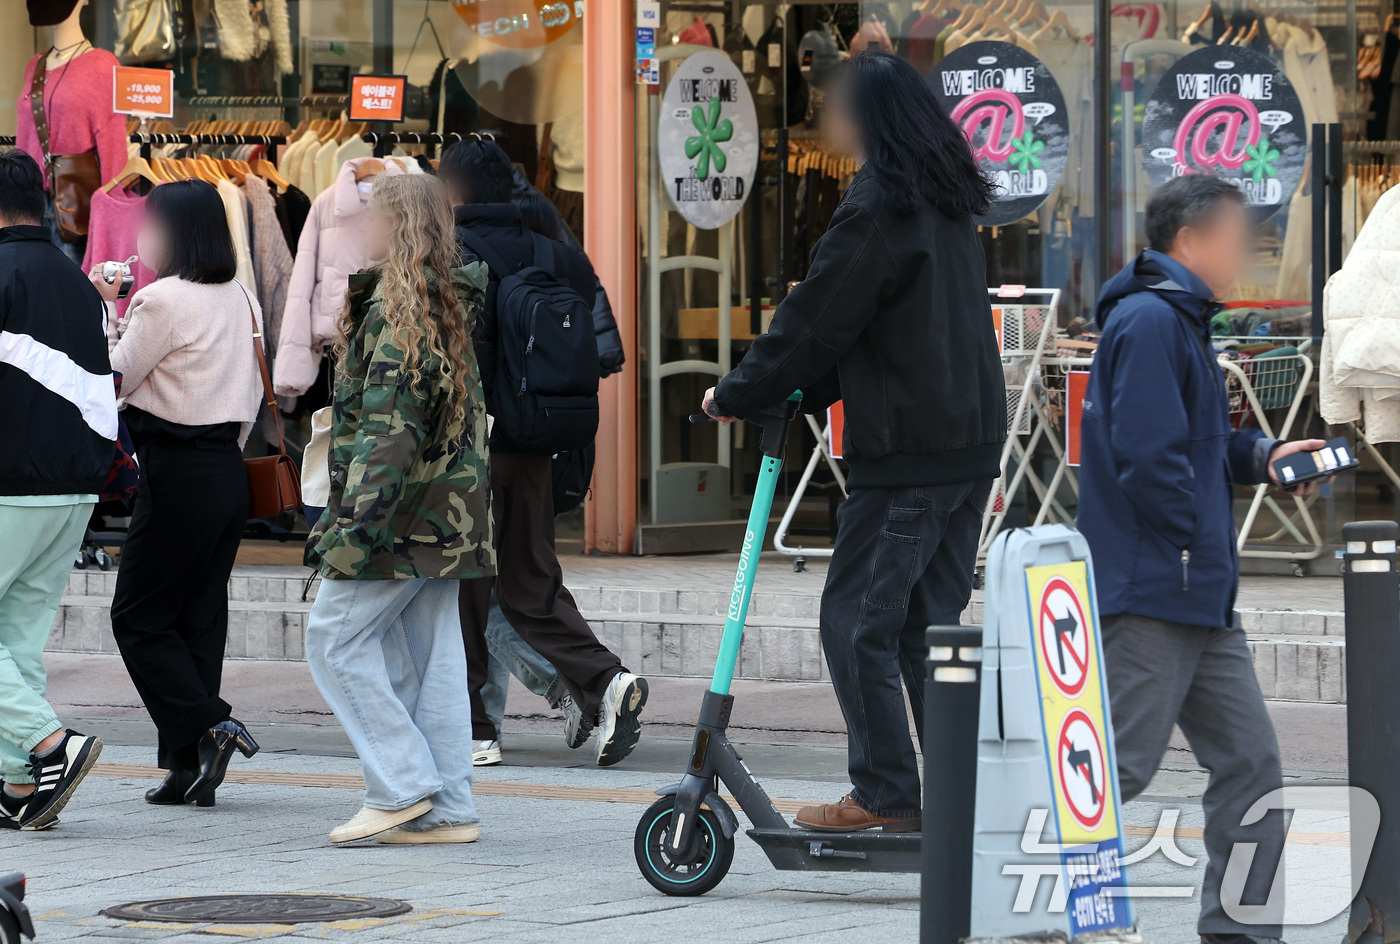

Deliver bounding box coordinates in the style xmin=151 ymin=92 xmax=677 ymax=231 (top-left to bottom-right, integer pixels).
xmin=820 ymin=479 xmax=991 ymax=818
xmin=110 ymin=421 xmax=247 ymax=769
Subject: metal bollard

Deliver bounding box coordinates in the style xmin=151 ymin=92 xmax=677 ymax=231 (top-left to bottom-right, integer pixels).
xmin=921 ymin=626 xmax=982 ymax=944
xmin=1343 ymin=521 xmax=1400 ymax=939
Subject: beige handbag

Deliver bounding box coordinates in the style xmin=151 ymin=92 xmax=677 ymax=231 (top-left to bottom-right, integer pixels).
xmin=301 ymin=407 xmax=333 ymax=509
xmin=114 ymin=0 xmax=175 ymax=63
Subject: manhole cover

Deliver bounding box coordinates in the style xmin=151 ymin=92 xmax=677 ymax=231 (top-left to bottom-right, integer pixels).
xmin=101 ymin=893 xmax=412 ymax=924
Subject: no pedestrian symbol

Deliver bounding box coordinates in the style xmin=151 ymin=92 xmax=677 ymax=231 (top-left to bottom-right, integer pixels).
xmin=1038 ymin=576 xmax=1088 ymax=698
xmin=1057 ymin=708 xmax=1107 ymax=831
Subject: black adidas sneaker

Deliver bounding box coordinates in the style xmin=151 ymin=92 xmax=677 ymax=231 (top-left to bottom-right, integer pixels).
xmin=21 ymin=730 xmax=102 ymax=829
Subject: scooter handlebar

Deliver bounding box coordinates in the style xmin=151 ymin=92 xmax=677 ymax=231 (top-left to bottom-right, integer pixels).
xmin=690 ymin=393 xmax=802 ymax=458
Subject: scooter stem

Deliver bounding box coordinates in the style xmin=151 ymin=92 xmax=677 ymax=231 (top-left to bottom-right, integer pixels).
xmin=710 ymin=454 xmax=781 ymax=696
xmin=708 ymin=391 xmax=801 ymax=696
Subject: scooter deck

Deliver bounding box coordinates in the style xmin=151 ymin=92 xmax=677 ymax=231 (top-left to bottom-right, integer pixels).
xmin=746 ymin=827 xmax=921 ymax=873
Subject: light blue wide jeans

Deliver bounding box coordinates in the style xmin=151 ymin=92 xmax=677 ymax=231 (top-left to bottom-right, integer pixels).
xmin=306 ymin=577 xmax=477 ymax=827
xmin=480 ymin=592 xmax=567 ymax=738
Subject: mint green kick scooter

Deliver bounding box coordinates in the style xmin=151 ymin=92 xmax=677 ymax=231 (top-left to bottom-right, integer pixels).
xmin=633 ymin=393 xmax=921 ymax=896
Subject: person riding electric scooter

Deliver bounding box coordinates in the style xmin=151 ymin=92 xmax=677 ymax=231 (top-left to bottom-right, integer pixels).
xmin=634 ymin=52 xmax=1005 ymax=895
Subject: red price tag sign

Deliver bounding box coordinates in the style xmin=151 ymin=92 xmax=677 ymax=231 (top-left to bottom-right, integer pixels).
xmin=113 ymin=66 xmax=174 ymax=117
xmin=349 ymin=75 xmax=407 ymax=122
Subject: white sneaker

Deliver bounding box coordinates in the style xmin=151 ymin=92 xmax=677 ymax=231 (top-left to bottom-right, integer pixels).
xmin=376 ymin=822 xmax=480 ymax=844
xmin=472 ymin=739 xmax=501 ymax=767
xmin=562 ymin=693 xmax=592 ymax=749
xmin=595 ymin=673 xmax=648 ymax=767
xmin=329 ymin=799 xmax=432 ymax=844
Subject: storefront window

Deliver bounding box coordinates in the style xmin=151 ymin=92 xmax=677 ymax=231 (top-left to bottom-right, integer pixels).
xmin=1 ymin=0 xmax=591 ymax=536
xmin=635 ymin=0 xmax=1392 ymax=558
xmin=636 ymin=2 xmax=1099 ymax=547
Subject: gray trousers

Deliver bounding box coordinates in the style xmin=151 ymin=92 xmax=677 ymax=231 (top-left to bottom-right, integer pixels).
xmin=1102 ymin=614 xmax=1283 ymax=939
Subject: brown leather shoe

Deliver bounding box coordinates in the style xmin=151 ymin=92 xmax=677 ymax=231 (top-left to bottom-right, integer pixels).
xmin=793 ymin=794 xmax=921 ymax=833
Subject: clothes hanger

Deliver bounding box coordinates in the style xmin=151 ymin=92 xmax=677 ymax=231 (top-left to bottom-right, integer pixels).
xmin=1032 ymin=9 xmax=1079 ymax=40
xmin=1018 ymin=1 xmax=1049 ymax=28
xmin=101 ymin=156 xmax=162 ymax=193
xmin=355 ymin=158 xmax=386 ymax=182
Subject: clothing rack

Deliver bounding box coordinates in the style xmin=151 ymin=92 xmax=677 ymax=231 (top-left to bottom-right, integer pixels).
xmin=1349 ymin=140 xmax=1400 ymax=154
xmin=129 ymin=133 xmax=287 ymax=164
xmin=361 ymin=131 xmax=487 ymax=159
xmin=300 ymin=95 xmax=348 ymax=116
xmin=185 ymin=96 xmax=293 ymax=108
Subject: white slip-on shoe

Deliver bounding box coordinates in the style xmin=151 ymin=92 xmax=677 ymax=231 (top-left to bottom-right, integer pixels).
xmin=595 ymin=673 xmax=648 ymax=767
xmin=329 ymin=799 xmax=433 ymax=844
xmin=472 ymin=739 xmax=502 ymax=767
xmin=376 ymin=823 xmax=480 ymax=844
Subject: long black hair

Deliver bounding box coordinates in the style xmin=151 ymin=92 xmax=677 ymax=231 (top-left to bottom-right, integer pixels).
xmin=840 ymin=52 xmax=995 ymax=218
xmin=144 ymin=179 xmax=238 ymax=283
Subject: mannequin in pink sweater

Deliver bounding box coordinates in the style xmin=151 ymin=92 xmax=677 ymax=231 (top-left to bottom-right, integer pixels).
xmin=17 ymin=0 xmax=129 ymax=191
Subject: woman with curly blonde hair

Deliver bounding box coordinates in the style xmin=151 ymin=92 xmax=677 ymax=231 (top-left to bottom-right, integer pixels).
xmin=304 ymin=172 xmax=495 ymax=846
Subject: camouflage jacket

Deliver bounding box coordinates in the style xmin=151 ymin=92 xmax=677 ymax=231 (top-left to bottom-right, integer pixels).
xmin=306 ymin=264 xmax=496 ymax=580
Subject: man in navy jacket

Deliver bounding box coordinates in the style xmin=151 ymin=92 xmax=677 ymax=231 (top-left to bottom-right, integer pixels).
xmin=1080 ymin=175 xmax=1324 ymax=944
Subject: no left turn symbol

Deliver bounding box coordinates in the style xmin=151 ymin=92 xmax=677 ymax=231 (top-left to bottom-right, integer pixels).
xmin=1057 ymin=708 xmax=1107 ymax=831
xmin=1039 ymin=576 xmax=1089 ymax=698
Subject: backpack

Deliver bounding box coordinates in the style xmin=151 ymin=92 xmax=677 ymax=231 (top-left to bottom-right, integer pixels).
xmin=552 ymin=444 xmax=595 ymax=516
xmin=459 ymin=228 xmax=600 ymax=454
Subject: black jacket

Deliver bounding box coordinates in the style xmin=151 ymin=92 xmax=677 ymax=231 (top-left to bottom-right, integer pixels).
xmin=453 ymin=203 xmax=599 ymax=447
xmin=0 ymin=225 xmax=116 ymax=495
xmin=713 ymin=173 xmax=1006 ymax=489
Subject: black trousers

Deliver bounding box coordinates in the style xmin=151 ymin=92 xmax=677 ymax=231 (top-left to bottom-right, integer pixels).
xmin=458 ymin=452 xmax=623 ymax=740
xmin=111 ymin=431 xmax=248 ymax=769
xmin=820 ymin=479 xmax=991 ymax=817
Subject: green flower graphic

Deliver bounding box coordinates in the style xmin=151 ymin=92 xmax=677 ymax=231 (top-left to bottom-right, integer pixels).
xmin=1008 ymin=127 xmax=1046 ymax=175
xmin=1242 ymin=136 xmax=1280 ymax=183
xmin=685 ymin=97 xmax=733 ymax=180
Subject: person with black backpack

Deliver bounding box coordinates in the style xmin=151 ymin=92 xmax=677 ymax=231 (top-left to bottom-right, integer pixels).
xmin=440 ymin=139 xmax=648 ymax=769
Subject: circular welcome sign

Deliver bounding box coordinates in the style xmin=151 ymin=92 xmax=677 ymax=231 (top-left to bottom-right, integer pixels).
xmin=930 ymin=41 xmax=1070 ymax=227
xmin=1141 ymin=46 xmax=1306 ymax=223
xmin=659 ymin=50 xmax=760 ymax=230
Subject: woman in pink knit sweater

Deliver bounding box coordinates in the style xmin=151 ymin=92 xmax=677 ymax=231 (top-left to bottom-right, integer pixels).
xmin=89 ymin=180 xmax=265 ymax=810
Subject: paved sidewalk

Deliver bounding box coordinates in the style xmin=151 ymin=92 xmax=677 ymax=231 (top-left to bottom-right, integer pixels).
xmin=4 ymin=744 xmax=1353 ymax=944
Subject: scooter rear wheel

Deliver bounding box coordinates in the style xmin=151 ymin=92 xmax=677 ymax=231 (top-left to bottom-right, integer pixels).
xmin=634 ymin=796 xmax=735 ymax=896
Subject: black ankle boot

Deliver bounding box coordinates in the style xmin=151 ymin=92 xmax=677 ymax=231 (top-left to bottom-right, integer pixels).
xmin=185 ymin=719 xmax=259 ymax=805
xmin=146 ymin=769 xmax=213 ymax=807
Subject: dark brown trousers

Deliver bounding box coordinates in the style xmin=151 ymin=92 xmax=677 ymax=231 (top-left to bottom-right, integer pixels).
xmin=458 ymin=451 xmax=623 ymax=740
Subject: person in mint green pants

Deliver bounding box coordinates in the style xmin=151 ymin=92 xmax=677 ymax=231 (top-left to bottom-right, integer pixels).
xmin=0 ymin=503 xmax=96 ymax=769
xmin=0 ymin=149 xmax=113 ymax=830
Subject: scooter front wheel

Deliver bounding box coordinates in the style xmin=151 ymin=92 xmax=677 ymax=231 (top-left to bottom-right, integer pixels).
xmin=634 ymin=796 xmax=735 ymax=896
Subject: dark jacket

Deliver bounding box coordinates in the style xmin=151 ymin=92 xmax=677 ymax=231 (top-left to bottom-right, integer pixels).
xmin=510 ymin=167 xmax=625 ymax=376
xmin=0 ymin=225 xmax=116 ymax=495
xmin=1078 ymin=250 xmax=1277 ymax=630
xmin=452 ymin=202 xmax=598 ymax=418
xmin=712 ymin=172 xmax=1006 ymax=489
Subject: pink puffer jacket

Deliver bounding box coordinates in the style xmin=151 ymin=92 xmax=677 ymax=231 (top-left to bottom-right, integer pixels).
xmin=273 ymin=156 xmax=417 ymax=398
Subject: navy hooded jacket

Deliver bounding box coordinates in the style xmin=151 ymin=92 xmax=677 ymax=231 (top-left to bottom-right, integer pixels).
xmin=1078 ymin=250 xmax=1277 ymax=629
